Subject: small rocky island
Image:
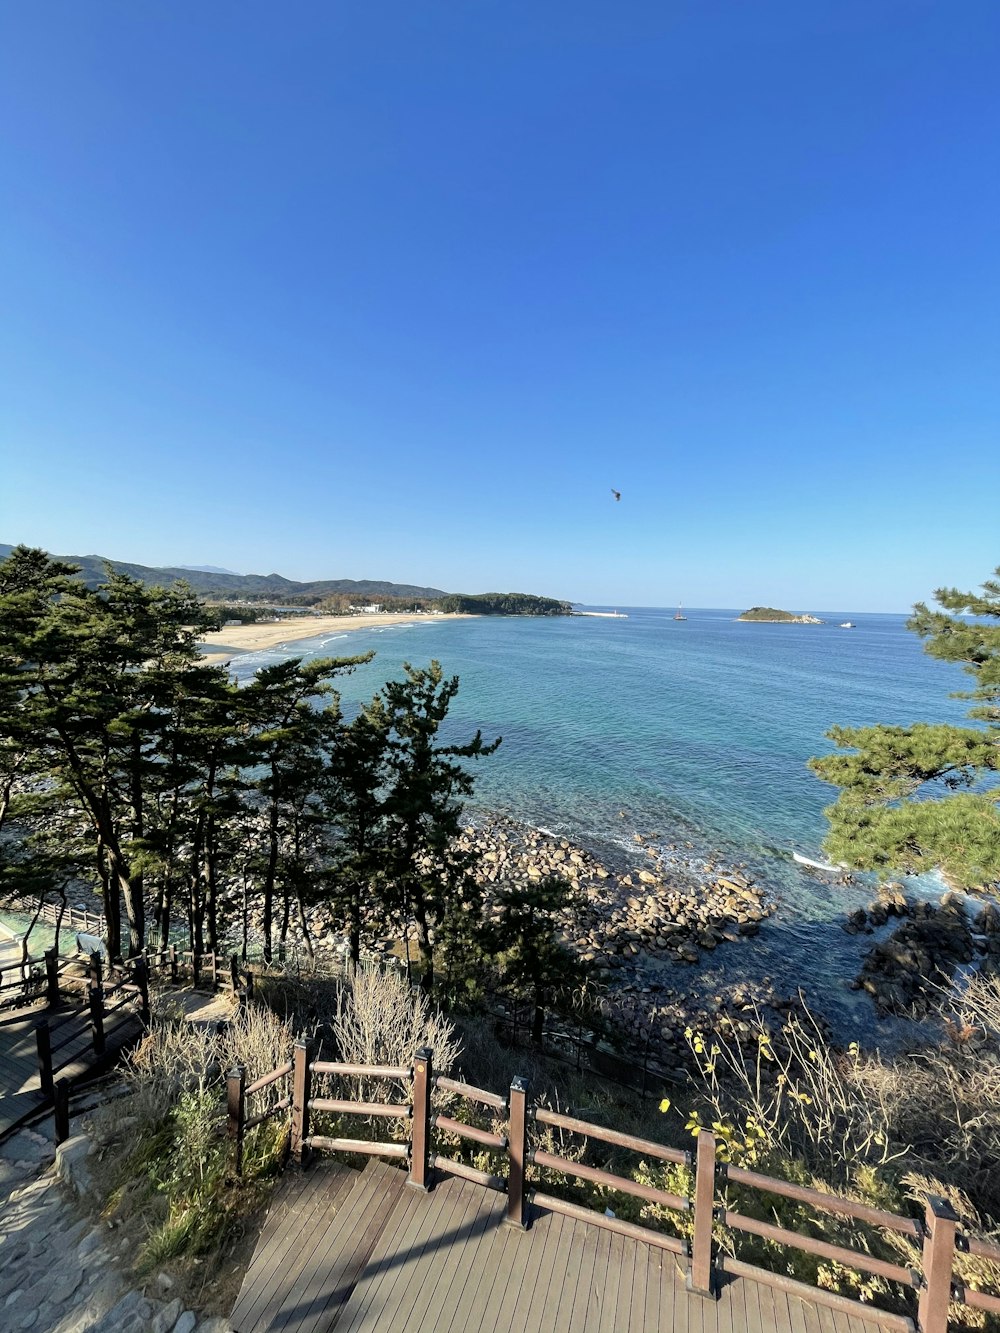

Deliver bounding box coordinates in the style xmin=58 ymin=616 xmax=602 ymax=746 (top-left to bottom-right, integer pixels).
xmin=737 ymin=606 xmax=824 ymax=623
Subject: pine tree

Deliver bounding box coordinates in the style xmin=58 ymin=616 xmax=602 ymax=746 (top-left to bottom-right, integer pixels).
xmin=379 ymin=661 xmax=500 ymax=992
xmin=810 ymin=567 xmax=1000 ymax=891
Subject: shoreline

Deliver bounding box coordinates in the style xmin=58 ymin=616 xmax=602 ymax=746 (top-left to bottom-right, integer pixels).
xmin=197 ymin=611 xmax=475 ymax=664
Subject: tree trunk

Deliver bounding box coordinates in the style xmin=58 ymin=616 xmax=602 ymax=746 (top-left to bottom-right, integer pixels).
xmin=531 ymin=998 xmax=545 ymax=1048
xmin=297 ymin=892 xmax=314 ymax=961
xmin=97 ymin=839 xmax=121 ymax=960
xmin=262 ymin=792 xmax=280 ymax=965
xmin=412 ymin=895 xmax=434 ymax=994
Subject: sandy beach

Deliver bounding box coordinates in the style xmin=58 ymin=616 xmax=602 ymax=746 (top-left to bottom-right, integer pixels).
xmin=197 ymin=612 xmax=474 ymax=664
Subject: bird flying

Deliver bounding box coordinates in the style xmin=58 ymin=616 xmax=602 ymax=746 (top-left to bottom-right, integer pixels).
xmin=611 ymin=488 xmax=621 ymax=501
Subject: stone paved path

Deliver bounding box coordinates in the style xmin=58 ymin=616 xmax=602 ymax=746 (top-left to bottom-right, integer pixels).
xmin=0 ymin=1123 xmax=234 ymax=1333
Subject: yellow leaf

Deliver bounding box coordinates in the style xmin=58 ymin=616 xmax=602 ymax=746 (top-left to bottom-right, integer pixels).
xmin=658 ymin=1097 xmax=672 ymax=1114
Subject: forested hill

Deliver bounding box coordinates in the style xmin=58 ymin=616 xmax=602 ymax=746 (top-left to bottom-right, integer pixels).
xmin=436 ymin=593 xmax=572 ymax=615
xmin=0 ymin=545 xmax=571 ymax=614
xmin=0 ymin=543 xmax=445 ymax=601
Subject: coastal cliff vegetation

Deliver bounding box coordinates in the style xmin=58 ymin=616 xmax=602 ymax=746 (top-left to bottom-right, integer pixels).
xmin=811 ymin=566 xmax=1000 ymax=892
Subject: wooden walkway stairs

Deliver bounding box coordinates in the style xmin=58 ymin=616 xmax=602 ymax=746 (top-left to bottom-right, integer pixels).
xmin=232 ymin=1159 xmax=906 ymax=1333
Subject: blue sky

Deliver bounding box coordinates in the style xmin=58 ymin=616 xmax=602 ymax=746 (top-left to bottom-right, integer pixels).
xmin=1 ymin=1 xmax=997 ymax=611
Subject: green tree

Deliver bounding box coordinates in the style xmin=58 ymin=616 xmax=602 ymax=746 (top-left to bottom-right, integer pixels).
xmin=242 ymin=654 xmax=370 ymax=963
xmin=488 ymin=875 xmax=589 ymax=1045
xmin=0 ymin=548 xmax=218 ymax=955
xmin=809 ymin=567 xmax=1000 ymax=891
xmin=380 ymin=661 xmax=500 ymax=993
xmin=322 ymin=695 xmax=393 ymax=966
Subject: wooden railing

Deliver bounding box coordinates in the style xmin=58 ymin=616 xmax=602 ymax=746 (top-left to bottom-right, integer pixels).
xmin=35 ymin=951 xmax=150 ymax=1133
xmin=226 ymin=1050 xmax=1000 ymax=1333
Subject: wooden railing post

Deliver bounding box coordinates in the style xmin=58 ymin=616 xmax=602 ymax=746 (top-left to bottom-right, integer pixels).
xmin=133 ymin=956 xmax=150 ymax=1026
xmin=44 ymin=948 xmax=60 ymax=1006
xmin=53 ymin=1078 xmax=71 ymax=1144
xmin=918 ymin=1196 xmax=958 ymax=1333
xmin=505 ymin=1075 xmax=531 ymax=1228
xmin=88 ymin=952 xmax=106 ymax=1056
xmin=230 ymin=953 xmax=241 ymax=1000
xmin=408 ymin=1047 xmax=433 ymax=1191
xmin=290 ymin=1040 xmax=313 ymax=1168
xmin=688 ymin=1130 xmax=718 ymax=1298
xmin=227 ymin=1065 xmax=246 ymax=1177
xmin=193 ymin=952 xmax=201 ymax=988
xmin=36 ymin=1021 xmax=54 ymax=1101
xmin=210 ymin=951 xmax=218 ymax=990
xmin=169 ymin=943 xmax=178 ymax=983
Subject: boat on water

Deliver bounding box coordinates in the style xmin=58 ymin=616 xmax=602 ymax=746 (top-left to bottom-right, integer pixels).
xmin=673 ymin=602 xmax=687 ymax=621
xmin=793 ymin=851 xmax=848 ymax=873
xmin=839 ymin=621 xmax=856 ymax=628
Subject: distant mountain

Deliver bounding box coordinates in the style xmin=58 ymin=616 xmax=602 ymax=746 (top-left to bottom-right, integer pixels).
xmin=178 ymin=564 xmax=242 ymax=575
xmin=0 ymin=543 xmax=450 ymax=601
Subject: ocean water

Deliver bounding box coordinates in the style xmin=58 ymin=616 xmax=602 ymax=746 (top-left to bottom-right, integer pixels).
xmin=226 ymin=608 xmax=976 ymax=1037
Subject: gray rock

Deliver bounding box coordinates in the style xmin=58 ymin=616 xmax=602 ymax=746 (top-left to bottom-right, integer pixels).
xmin=174 ymin=1312 xmax=199 ymax=1333
xmin=152 ymin=1296 xmax=183 ymax=1333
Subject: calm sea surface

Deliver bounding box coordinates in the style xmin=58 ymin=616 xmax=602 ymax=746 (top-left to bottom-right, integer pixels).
xmin=225 ymin=608 xmax=974 ymax=1036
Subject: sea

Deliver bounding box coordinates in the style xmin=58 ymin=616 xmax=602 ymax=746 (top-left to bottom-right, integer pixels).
xmin=223 ymin=607 xmax=978 ymax=1041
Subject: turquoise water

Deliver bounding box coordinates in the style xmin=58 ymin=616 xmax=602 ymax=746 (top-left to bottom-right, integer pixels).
xmin=225 ymin=608 xmax=977 ymax=1034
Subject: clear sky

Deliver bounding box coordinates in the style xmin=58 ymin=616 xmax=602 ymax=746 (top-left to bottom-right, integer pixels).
xmin=1 ymin=2 xmax=997 ymax=612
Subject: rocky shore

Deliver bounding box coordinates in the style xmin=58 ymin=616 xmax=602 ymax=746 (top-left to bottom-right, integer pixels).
xmin=846 ymin=888 xmax=1000 ymax=1018
xmin=456 ymin=815 xmax=772 ymax=973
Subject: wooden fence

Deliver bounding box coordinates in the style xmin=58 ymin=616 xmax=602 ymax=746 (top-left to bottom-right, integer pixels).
xmin=226 ymin=1047 xmax=1000 ymax=1333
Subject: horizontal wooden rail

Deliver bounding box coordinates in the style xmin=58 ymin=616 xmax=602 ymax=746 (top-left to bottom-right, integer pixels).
xmin=725 ymin=1165 xmax=922 ymax=1238
xmin=244 ymin=1098 xmax=291 ymax=1131
xmin=721 ymin=1209 xmax=916 ymax=1287
xmin=966 ymin=1235 xmax=1000 ymax=1262
xmin=306 ymin=1136 xmax=409 ymax=1160
xmin=434 ymin=1115 xmax=506 ymax=1151
xmin=311 ymin=1061 xmax=411 ymax=1079
xmin=431 ymin=1154 xmax=506 ymax=1192
xmin=957 ymin=1284 xmax=1000 ymax=1316
xmin=532 ymin=1148 xmax=689 ymax=1212
xmin=718 ymin=1256 xmax=915 ymax=1331
xmin=246 ymin=1061 xmax=293 ymax=1097
xmin=434 ymin=1075 xmax=508 ymax=1110
xmin=309 ymin=1098 xmax=412 ymax=1119
xmin=531 ymin=1190 xmax=688 ymax=1255
xmin=534 ymin=1107 xmax=690 ymax=1165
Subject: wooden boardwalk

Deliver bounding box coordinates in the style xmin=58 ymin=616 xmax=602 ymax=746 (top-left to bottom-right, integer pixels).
xmin=232 ymin=1160 xmax=908 ymax=1333
xmin=0 ymin=996 xmax=143 ymax=1139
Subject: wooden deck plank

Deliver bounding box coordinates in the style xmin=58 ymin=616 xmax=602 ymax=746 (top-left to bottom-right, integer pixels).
xmin=515 ymin=1207 xmax=570 ymax=1333
xmin=345 ymin=1174 xmax=478 ymax=1333
xmin=440 ymin=1190 xmax=511 ymax=1333
xmin=232 ymin=1168 xmax=349 ymax=1333
xmin=561 ymin=1219 xmax=602 ymax=1333
xmin=770 ymin=1282 xmax=797 ymax=1333
xmin=232 ymin=1168 xmax=347 ymax=1331
xmin=451 ymin=1209 xmax=518 ymax=1333
xmin=580 ymin=1223 xmax=613 ymax=1333
xmin=441 ymin=1190 xmax=509 ymax=1333
xmin=366 ymin=1175 xmax=486 ymax=1333
xmin=332 ymin=1178 xmax=426 ymax=1333
xmin=231 ymin=1157 xmax=912 ymax=1333
xmin=537 ymin=1209 xmax=584 ymax=1333
xmin=235 ymin=1161 xmax=393 ymax=1333
xmin=596 ymin=1228 xmax=626 ymax=1333
xmin=290 ymin=1160 xmax=407 ymax=1333
xmin=628 ymin=1235 xmax=650 ymax=1333
xmin=643 ymin=1247 xmax=665 ymax=1333
xmin=681 ymin=1265 xmax=701 ymax=1333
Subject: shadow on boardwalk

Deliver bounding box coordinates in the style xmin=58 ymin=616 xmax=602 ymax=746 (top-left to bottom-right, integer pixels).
xmin=232 ymin=1158 xmax=908 ymax=1333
